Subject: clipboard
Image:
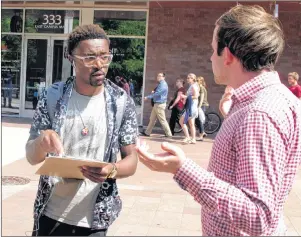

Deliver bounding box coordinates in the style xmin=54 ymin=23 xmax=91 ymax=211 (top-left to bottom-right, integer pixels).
xmin=35 ymin=156 xmax=109 ymax=179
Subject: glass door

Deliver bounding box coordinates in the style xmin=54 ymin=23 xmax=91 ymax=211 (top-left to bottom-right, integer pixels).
xmin=49 ymin=37 xmax=73 ymax=84
xmin=21 ymin=36 xmax=50 ymax=117
xmin=21 ymin=36 xmax=73 ymax=117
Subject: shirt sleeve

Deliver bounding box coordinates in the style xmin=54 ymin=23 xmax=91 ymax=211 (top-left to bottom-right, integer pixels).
xmin=28 ymin=90 xmax=52 ymax=142
xmin=147 ymin=82 xmax=166 ymax=99
xmin=199 ymin=86 xmax=205 ymax=107
xmin=118 ymin=95 xmax=138 ymax=147
xmin=296 ymin=86 xmax=301 ymax=98
xmin=173 ymin=111 xmax=287 ymax=236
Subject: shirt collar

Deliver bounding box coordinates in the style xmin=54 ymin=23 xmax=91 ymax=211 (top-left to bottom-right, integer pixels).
xmin=233 ymin=71 xmax=281 ymax=103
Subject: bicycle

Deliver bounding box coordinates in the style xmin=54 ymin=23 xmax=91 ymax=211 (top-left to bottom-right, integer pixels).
xmin=203 ymin=111 xmax=222 ymax=134
xmin=174 ymin=108 xmax=222 ymax=135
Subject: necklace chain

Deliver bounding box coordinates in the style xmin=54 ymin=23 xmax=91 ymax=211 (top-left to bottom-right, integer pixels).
xmin=71 ymin=81 xmax=105 ymax=136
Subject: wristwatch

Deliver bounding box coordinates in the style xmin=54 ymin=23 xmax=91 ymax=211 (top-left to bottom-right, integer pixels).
xmin=106 ymin=163 xmax=117 ymax=179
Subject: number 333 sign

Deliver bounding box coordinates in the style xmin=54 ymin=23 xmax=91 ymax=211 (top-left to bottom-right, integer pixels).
xmin=42 ymin=14 xmax=62 ymax=25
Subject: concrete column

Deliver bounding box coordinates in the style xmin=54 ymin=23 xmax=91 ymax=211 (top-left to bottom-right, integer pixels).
xmin=81 ymin=1 xmax=94 ymax=26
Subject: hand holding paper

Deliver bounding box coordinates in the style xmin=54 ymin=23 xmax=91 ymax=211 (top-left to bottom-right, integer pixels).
xmin=81 ymin=163 xmax=116 ymax=183
xmin=36 ymin=157 xmax=109 ymax=179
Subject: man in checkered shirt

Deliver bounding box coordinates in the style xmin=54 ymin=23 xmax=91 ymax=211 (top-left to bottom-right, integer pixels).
xmin=136 ymin=5 xmax=301 ymax=236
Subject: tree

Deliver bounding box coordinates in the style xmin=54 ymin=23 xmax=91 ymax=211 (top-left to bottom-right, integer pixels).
xmin=94 ymin=17 xmax=147 ymax=94
xmin=107 ymin=38 xmax=145 ymax=93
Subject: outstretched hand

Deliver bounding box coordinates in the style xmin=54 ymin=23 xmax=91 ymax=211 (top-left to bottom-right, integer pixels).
xmin=135 ymin=139 xmax=186 ymax=174
xmin=219 ymin=86 xmax=234 ymax=118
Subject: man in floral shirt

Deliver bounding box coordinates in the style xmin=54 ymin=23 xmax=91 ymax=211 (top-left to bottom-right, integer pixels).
xmin=26 ymin=24 xmax=138 ymax=236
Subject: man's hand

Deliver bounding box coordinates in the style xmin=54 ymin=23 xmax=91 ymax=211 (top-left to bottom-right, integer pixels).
xmin=219 ymin=86 xmax=234 ymax=118
xmin=136 ymin=139 xmax=186 ymax=174
xmin=81 ymin=164 xmax=115 ymax=183
xmin=26 ymin=129 xmax=64 ymax=165
xmin=38 ymin=130 xmax=64 ymax=156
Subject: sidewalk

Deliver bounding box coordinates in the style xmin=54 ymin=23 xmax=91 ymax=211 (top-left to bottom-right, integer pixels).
xmin=2 ymin=122 xmax=301 ymax=236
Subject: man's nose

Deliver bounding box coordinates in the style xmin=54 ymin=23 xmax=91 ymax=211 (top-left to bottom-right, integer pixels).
xmin=94 ymin=58 xmax=104 ymax=69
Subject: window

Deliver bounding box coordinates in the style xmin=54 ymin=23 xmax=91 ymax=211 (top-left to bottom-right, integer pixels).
xmin=1 ymin=9 xmax=24 ymax=33
xmin=94 ymin=10 xmax=147 ymax=112
xmin=108 ymin=38 xmax=145 ymax=98
xmin=25 ymin=9 xmax=80 ymax=34
xmin=94 ymin=10 xmax=146 ymax=36
xmin=1 ymin=35 xmax=22 ymax=114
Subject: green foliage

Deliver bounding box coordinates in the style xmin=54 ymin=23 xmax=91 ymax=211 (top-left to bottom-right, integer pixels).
xmin=107 ymin=38 xmax=145 ymax=90
xmin=1 ymin=35 xmax=22 ymax=62
xmin=1 ymin=35 xmax=22 ymax=85
xmin=1 ymin=16 xmax=11 ymax=32
xmin=25 ymin=16 xmax=36 ymax=33
xmin=99 ymin=19 xmax=146 ymax=36
xmin=73 ymin=19 xmax=79 ymax=29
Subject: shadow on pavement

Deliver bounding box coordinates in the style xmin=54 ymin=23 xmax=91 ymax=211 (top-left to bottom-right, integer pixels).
xmin=2 ymin=116 xmax=33 ymax=126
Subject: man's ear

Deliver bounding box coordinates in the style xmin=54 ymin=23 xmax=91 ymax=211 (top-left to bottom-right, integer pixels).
xmin=68 ymin=55 xmax=73 ymax=63
xmin=223 ymin=47 xmax=235 ymax=66
xmin=70 ymin=56 xmax=77 ymax=69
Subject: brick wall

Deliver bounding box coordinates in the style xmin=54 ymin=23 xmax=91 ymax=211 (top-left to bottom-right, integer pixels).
xmin=142 ymin=1 xmax=301 ymax=126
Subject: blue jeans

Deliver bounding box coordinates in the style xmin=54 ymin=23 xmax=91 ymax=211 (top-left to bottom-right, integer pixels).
xmin=3 ymin=86 xmax=12 ymax=107
xmin=196 ymin=106 xmax=208 ymax=133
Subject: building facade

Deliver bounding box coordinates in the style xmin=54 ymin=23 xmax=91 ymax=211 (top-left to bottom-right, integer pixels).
xmin=1 ymin=1 xmax=301 ymax=126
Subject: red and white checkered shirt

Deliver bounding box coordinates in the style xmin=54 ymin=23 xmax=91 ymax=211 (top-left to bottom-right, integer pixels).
xmin=174 ymin=71 xmax=301 ymax=236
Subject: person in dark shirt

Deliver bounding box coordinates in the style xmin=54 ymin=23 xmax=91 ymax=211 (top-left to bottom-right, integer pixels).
xmin=10 ymin=11 xmax=23 ymax=33
xmin=115 ymin=76 xmax=130 ymax=95
xmin=129 ymin=79 xmax=135 ymax=97
xmin=168 ymin=79 xmax=185 ymax=135
xmin=2 ymin=71 xmax=13 ymax=108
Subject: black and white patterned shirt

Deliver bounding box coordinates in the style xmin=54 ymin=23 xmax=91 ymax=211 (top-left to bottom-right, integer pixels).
xmin=28 ymin=77 xmax=138 ymax=231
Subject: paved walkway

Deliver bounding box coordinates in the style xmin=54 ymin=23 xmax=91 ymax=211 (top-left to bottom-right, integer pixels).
xmin=2 ymin=121 xmax=301 ymax=236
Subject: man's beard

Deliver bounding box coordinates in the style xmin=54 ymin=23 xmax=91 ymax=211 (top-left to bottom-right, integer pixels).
xmin=89 ymin=77 xmax=104 ymax=87
xmin=89 ymin=69 xmax=106 ymax=87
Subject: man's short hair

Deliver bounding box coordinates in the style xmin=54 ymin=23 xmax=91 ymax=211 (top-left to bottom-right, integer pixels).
xmin=215 ymin=5 xmax=284 ymax=72
xmin=67 ymin=24 xmax=110 ymax=55
xmin=288 ymin=72 xmax=299 ymax=81
xmin=158 ymin=72 xmax=166 ymax=77
xmin=176 ymin=78 xmax=185 ymax=85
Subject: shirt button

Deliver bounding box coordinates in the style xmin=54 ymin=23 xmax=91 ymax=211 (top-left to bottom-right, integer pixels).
xmin=72 ymin=229 xmax=76 ymax=234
